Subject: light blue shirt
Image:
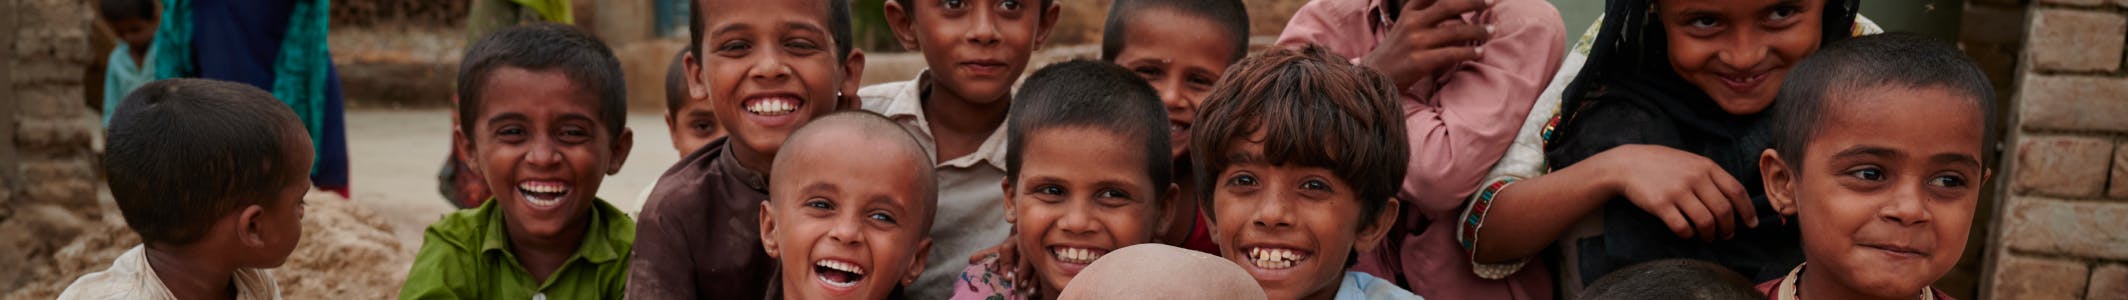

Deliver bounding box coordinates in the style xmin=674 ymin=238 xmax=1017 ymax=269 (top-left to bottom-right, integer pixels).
xmin=1336 ymin=271 xmax=1425 ymax=300
xmin=103 ymin=43 xmax=155 ymax=125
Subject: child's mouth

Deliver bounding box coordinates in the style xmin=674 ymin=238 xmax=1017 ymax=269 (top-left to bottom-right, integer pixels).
xmin=1050 ymin=246 xmax=1108 ymax=265
xmin=1245 ymin=247 xmax=1311 ymax=270
xmin=814 ymin=259 xmax=867 ymax=288
xmin=516 ymin=181 xmax=570 ymax=209
xmin=744 ymin=95 xmax=803 ymax=116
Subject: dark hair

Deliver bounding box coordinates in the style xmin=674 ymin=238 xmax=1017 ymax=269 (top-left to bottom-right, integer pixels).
xmin=1771 ymin=32 xmax=1997 ymax=170
xmin=106 ymin=79 xmax=306 ymax=245
xmin=666 ymin=46 xmax=693 ymax=113
xmin=99 ymin=0 xmax=155 ymax=22
xmin=1006 ymin=60 xmax=1174 ymax=202
xmin=690 ymin=0 xmax=855 ymax=62
xmin=457 ymin=23 xmax=627 ymax=138
xmin=1099 ymin=0 xmax=1250 ymax=64
xmin=890 ymin=0 xmax=1055 ymax=16
xmin=1577 ymin=259 xmax=1763 ymax=300
xmin=1190 ymin=45 xmax=1409 ymax=235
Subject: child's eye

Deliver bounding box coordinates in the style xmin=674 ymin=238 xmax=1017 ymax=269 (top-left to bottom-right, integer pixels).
xmin=1930 ymin=174 xmax=1968 ymax=188
xmin=1186 ymin=74 xmax=1218 ymax=90
xmin=805 ymin=198 xmax=834 ymax=210
xmin=559 ymin=126 xmax=593 ymax=143
xmin=716 ymin=40 xmax=752 ymax=55
xmin=1035 ymin=185 xmax=1066 ymax=195
xmin=1134 ymin=66 xmax=1165 ymax=80
xmin=1095 ymin=188 xmax=1129 ymax=199
xmin=999 ymin=0 xmax=1021 ymax=11
xmin=942 ymin=0 xmax=967 ymax=10
xmin=1847 ymin=168 xmax=1886 ymax=181
xmin=1686 ymin=16 xmax=1721 ymax=29
xmin=1300 ymin=179 xmax=1332 ymax=191
xmin=692 ymin=122 xmax=716 ymax=134
xmin=869 ymin=212 xmax=898 ymax=224
xmin=1226 ymin=174 xmax=1258 ymax=187
xmin=1767 ymin=6 xmax=1802 ymax=22
xmin=784 ymin=39 xmax=822 ymax=54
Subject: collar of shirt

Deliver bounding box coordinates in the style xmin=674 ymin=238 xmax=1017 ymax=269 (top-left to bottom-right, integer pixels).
xmin=1773 ymin=263 xmax=1939 ymax=300
xmin=713 ymin=139 xmax=771 ymax=192
xmin=872 ymin=70 xmax=1010 ymax=171
xmin=471 ymin=198 xmax=633 ymax=288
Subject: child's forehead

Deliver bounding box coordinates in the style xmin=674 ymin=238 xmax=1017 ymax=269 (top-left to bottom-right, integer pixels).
xmin=475 ymin=68 xmax=610 ymax=122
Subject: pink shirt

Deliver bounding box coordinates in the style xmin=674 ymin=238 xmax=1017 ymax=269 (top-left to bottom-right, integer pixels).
xmin=1276 ymin=0 xmax=1565 ymax=298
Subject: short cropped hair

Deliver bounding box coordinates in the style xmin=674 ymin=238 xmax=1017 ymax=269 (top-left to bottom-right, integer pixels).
xmin=457 ymin=23 xmax=627 ymax=138
xmin=106 ymin=79 xmax=306 ymax=245
xmin=1006 ymin=60 xmax=1174 ymax=200
xmin=1190 ymin=45 xmax=1409 ymax=232
xmin=1099 ymin=0 xmax=1250 ymax=64
xmin=1772 ymin=32 xmax=1997 ymax=170
xmin=689 ymin=0 xmax=855 ymax=61
xmin=666 ymin=46 xmax=693 ymax=113
xmin=1578 ymin=259 xmax=1763 ymax=300
xmin=778 ymin=110 xmax=940 ymax=228
xmin=99 ymin=0 xmax=155 ymax=22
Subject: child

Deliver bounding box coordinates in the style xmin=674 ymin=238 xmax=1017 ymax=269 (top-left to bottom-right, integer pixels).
xmin=98 ymin=0 xmax=157 ymax=125
xmin=64 ymin=78 xmax=311 ymax=299
xmin=1100 ymin=0 xmax=1249 ymax=255
xmin=1276 ymin=0 xmax=1566 ymax=296
xmin=663 ymin=47 xmax=725 ymax=155
xmin=1576 ymin=259 xmax=1762 ymax=300
xmin=1755 ymin=33 xmax=1993 ymax=300
xmin=398 ymin=23 xmax=637 ymax=298
xmin=865 ymin=0 xmax=1060 ymax=297
xmin=625 ymin=0 xmax=865 ymax=298
xmin=758 ymin=111 xmax=938 ymax=300
xmin=1458 ymin=0 xmax=1868 ymax=291
xmin=953 ymin=60 xmax=1175 ymax=300
xmin=147 ymin=0 xmax=351 ymax=197
xmin=1058 ymin=244 xmax=1267 ymax=300
xmin=1193 ymin=46 xmax=1418 ymax=300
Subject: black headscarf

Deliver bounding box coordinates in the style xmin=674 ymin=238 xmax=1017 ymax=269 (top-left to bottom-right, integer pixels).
xmin=1542 ymin=0 xmax=1860 ymax=284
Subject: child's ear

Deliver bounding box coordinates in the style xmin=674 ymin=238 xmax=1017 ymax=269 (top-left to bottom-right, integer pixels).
xmin=1354 ymin=198 xmax=1401 ymax=253
xmin=1031 ymin=2 xmax=1062 ymax=48
xmin=904 ymin=237 xmax=933 ymax=286
xmin=1759 ymin=149 xmax=1798 ymax=216
xmin=883 ymin=0 xmax=921 ymax=51
xmin=453 ymin=127 xmax=480 ymax=177
xmin=607 ymin=127 xmax=634 ymax=175
xmin=235 ymin=204 xmax=269 ymax=248
xmin=759 ymin=200 xmax=781 ymax=259
xmin=684 ymin=51 xmax=710 ymax=105
xmin=1154 ymin=183 xmax=1182 ymax=238
xmin=839 ymin=49 xmax=867 ymax=110
xmin=1001 ymin=179 xmax=1018 ymax=224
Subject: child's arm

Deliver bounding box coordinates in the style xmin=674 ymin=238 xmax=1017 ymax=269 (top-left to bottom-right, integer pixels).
xmin=1468 ymin=144 xmax=1756 ymax=263
xmin=1391 ymin=0 xmax=1568 ymax=211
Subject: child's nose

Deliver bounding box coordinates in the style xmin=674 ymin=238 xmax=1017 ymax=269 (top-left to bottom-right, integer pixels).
xmin=827 ymin=214 xmax=867 ymax=245
xmin=1717 ymin=31 xmax=1772 ymax=72
xmin=1880 ymin=182 xmax=1933 ymax=226
xmin=964 ymin=11 xmax=1002 ymax=46
xmin=1057 ymin=202 xmax=1102 ymax=235
xmin=1249 ymin=193 xmax=1297 ymax=229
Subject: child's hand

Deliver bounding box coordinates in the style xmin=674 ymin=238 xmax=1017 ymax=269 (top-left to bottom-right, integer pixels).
xmin=1362 ymin=0 xmax=1494 ymax=90
xmin=968 ymin=232 xmax=1034 ymax=293
xmin=1591 ymin=145 xmax=1760 ymax=242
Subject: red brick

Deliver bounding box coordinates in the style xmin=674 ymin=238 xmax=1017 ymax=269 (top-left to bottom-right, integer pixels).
xmin=2018 ymin=75 xmax=2128 ymax=133
xmin=1989 ymin=255 xmax=2090 ymax=299
xmin=2001 ymin=196 xmax=2128 ymax=260
xmin=2092 ymin=264 xmax=2128 ymax=300
xmin=2013 ymin=136 xmax=2114 ymax=197
xmin=2027 ymin=9 xmax=2126 ymax=72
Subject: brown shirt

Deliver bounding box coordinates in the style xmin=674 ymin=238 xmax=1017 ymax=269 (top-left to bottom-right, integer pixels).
xmin=624 ymin=138 xmax=779 ymax=300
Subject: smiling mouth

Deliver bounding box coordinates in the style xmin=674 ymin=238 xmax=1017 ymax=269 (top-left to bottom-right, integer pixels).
xmin=744 ymin=95 xmax=803 ymax=116
xmin=1864 ymin=244 xmax=1929 ymax=258
xmin=1052 ymin=246 xmax=1109 ymax=265
xmin=815 ymin=259 xmax=867 ymax=288
xmin=1719 ymin=72 xmax=1769 ymax=90
xmin=516 ymin=181 xmax=570 ymax=209
xmin=1170 ymin=121 xmax=1191 ymax=136
xmin=1246 ymin=247 xmax=1311 ymax=270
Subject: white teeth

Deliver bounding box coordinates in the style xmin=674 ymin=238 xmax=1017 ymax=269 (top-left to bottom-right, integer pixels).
xmin=746 ymin=98 xmax=800 ymax=116
xmin=816 ymin=260 xmax=865 ymax=275
xmin=1053 ymin=247 xmax=1104 ymax=264
xmin=815 ymin=260 xmax=865 ymax=288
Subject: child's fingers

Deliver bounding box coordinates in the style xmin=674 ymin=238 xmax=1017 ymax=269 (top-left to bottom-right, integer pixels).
xmin=1652 ymin=205 xmax=1695 ymax=239
xmin=1422 ymin=22 xmax=1492 ymax=49
xmin=1711 ymin=170 xmax=1756 ymax=228
xmin=1411 ymin=47 xmax=1482 ymax=74
xmin=1692 ymin=178 xmax=1736 ymax=240
xmin=1415 ymin=0 xmax=1487 ymax=26
xmin=1673 ymin=192 xmax=1718 ymax=242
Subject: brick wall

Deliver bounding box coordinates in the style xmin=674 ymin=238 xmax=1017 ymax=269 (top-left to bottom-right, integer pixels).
xmin=0 ymin=0 xmax=100 ymax=292
xmin=1985 ymin=0 xmax=2128 ymax=299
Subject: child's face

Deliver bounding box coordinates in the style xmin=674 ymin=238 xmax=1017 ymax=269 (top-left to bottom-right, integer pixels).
xmin=252 ymin=125 xmax=313 ymax=267
xmin=664 ymin=99 xmax=725 ymax=155
xmin=1764 ymin=86 xmax=1985 ymax=299
xmin=113 ymin=18 xmax=157 ymax=48
xmin=1113 ymin=9 xmax=1238 ymax=161
xmin=693 ymin=0 xmax=862 ymax=171
xmin=763 ymin=130 xmax=932 ymax=300
xmin=1004 ymin=127 xmax=1167 ymax=296
xmin=458 ymin=67 xmax=632 ymax=242
xmin=1206 ymin=133 xmax=1396 ymax=300
xmin=1659 ymin=0 xmax=1824 ymax=115
xmin=885 ymin=0 xmax=1059 ymax=105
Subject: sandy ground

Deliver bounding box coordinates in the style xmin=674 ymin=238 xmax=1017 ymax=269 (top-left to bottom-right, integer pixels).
xmin=346 ymin=109 xmax=684 ymax=250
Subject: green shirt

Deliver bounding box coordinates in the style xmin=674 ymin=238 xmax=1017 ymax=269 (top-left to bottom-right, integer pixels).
xmin=399 ymin=198 xmax=635 ymax=299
